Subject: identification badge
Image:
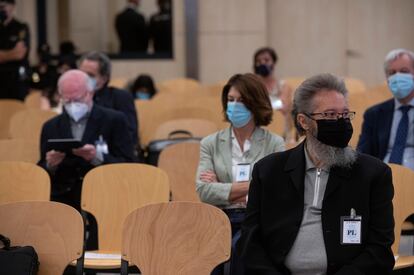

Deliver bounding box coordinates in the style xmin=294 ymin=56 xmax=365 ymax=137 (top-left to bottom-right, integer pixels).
xmin=95 ymin=135 xmax=109 ymax=154
xmin=340 ymin=208 xmax=362 ymax=245
xmin=236 ymin=163 xmax=251 ymax=182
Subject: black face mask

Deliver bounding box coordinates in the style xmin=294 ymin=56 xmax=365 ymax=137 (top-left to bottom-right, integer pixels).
xmin=315 ymin=118 xmax=353 ymax=148
xmin=254 ymin=64 xmax=272 ymax=77
xmin=0 ymin=10 xmax=7 ymax=25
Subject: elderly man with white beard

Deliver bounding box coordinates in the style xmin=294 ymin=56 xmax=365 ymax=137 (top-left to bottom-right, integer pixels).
xmin=237 ymin=73 xmax=395 ymax=275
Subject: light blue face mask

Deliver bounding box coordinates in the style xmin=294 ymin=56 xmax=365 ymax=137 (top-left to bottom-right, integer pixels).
xmin=226 ymin=102 xmax=252 ymax=128
xmin=88 ymin=77 xmax=97 ymax=91
xmin=135 ymin=91 xmax=151 ymax=100
xmin=388 ymin=72 xmax=414 ymax=99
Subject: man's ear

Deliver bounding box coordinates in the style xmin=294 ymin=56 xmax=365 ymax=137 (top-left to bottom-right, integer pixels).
xmin=297 ymin=113 xmax=310 ymax=131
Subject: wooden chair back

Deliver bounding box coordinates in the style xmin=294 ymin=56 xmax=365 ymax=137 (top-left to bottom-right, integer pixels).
xmin=109 ymin=77 xmax=128 ymax=89
xmin=264 ymin=110 xmax=287 ymax=137
xmin=0 ymin=161 xmax=50 ymax=204
xmin=154 ymin=118 xmax=218 ymax=141
xmin=0 ymin=139 xmax=40 ymax=163
xmin=81 ymin=163 xmax=169 ymax=251
xmin=0 ymin=99 xmax=25 ymax=139
xmin=284 ymin=77 xmax=306 ymax=92
xmin=157 ymin=78 xmax=201 ymax=95
xmin=24 ymin=90 xmax=42 ymax=109
xmin=158 ymin=142 xmax=201 ymax=202
xmin=389 ymin=164 xmax=414 ymax=255
xmin=0 ymin=201 xmax=84 ymax=275
xmin=9 ymin=109 xmax=56 ymax=144
xmin=121 ymin=202 xmax=231 ymax=275
xmin=344 ymin=77 xmax=367 ymax=94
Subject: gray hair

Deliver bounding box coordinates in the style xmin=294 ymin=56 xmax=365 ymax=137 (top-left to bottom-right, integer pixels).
xmin=58 ymin=69 xmax=94 ymax=94
xmin=79 ymin=51 xmax=112 ymax=78
xmin=384 ymin=48 xmax=414 ymax=75
xmin=292 ymin=73 xmax=348 ymax=135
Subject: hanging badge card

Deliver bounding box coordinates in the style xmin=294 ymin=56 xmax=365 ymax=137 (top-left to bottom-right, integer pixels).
xmin=236 ymin=163 xmax=251 ymax=182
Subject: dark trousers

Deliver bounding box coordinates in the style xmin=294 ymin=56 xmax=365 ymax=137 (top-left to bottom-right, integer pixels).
xmin=51 ymin=182 xmax=98 ymax=251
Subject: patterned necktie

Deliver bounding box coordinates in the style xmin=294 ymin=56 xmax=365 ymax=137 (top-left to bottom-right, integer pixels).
xmin=389 ymin=105 xmax=411 ymax=164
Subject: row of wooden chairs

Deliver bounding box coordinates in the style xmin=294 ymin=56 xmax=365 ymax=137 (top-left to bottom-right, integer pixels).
xmin=0 ymin=200 xmax=231 ymax=275
xmin=0 ymin=159 xmax=201 ymax=273
xmin=1 ymin=161 xmax=414 ymax=271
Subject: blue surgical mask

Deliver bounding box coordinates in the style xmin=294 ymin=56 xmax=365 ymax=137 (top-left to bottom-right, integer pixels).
xmin=388 ymin=72 xmax=414 ymax=99
xmin=88 ymin=77 xmax=97 ymax=91
xmin=135 ymin=91 xmax=151 ymax=100
xmin=226 ymin=102 xmax=252 ymax=128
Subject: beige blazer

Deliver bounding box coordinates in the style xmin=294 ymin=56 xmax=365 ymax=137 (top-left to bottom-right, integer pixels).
xmin=196 ymin=127 xmax=285 ymax=207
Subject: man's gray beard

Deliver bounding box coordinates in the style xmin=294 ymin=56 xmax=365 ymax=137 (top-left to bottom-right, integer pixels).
xmin=306 ymin=130 xmax=357 ymax=169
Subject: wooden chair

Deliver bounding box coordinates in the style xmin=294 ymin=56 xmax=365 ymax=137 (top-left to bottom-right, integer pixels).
xmin=157 ymin=78 xmax=202 ymax=95
xmin=0 ymin=99 xmax=25 ymax=139
xmin=109 ymin=77 xmax=128 ymax=89
xmin=389 ymin=164 xmax=414 ymax=270
xmin=0 ymin=201 xmax=84 ymax=275
xmin=153 ymin=118 xmax=218 ymax=141
xmin=141 ymin=107 xmax=218 ymax=147
xmin=344 ymin=77 xmax=367 ymax=94
xmin=81 ymin=163 xmax=170 ymax=270
xmin=0 ymin=161 xmax=50 ymax=204
xmin=158 ymin=142 xmax=201 ymax=202
xmin=284 ymin=77 xmax=306 ymax=92
xmin=121 ymin=201 xmax=231 ymax=275
xmin=9 ymin=109 xmax=56 ymax=145
xmin=264 ymin=110 xmax=287 ymax=137
xmin=24 ymin=90 xmax=42 ymax=109
xmin=0 ymin=139 xmax=40 ymax=163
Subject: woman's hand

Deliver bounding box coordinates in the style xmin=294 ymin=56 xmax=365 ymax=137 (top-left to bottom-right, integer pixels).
xmin=199 ymin=170 xmax=218 ymax=183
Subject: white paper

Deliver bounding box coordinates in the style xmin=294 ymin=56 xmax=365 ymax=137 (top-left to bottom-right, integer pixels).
xmin=84 ymin=252 xmax=121 ymax=260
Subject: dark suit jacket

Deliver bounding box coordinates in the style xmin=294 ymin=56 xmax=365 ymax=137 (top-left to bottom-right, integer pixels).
xmin=94 ymin=85 xmax=139 ymax=147
xmin=356 ymin=99 xmax=394 ymax=160
xmin=38 ymin=104 xmax=135 ymax=196
xmin=237 ymin=142 xmax=395 ymax=275
xmin=115 ymin=7 xmax=148 ymax=52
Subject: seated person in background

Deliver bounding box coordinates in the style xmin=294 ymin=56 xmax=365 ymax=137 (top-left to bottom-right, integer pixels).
xmin=253 ymin=47 xmax=295 ymax=143
xmin=357 ymin=48 xmax=414 ymax=171
xmin=196 ymin=73 xmax=285 ymax=274
xmin=238 ymin=73 xmax=394 ymax=275
xmin=38 ymin=69 xmax=135 ymax=211
xmin=79 ymin=51 xmax=139 ymax=150
xmin=130 ymin=73 xmax=157 ymax=100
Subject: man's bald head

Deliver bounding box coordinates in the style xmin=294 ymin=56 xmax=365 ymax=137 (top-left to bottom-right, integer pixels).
xmin=58 ymin=69 xmax=94 ymax=106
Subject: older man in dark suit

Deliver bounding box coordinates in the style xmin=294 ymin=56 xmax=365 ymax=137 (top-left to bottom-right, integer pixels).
xmin=357 ymin=48 xmax=414 ymax=171
xmin=237 ymin=73 xmax=394 ymax=275
xmin=38 ymin=69 xmax=135 ymax=210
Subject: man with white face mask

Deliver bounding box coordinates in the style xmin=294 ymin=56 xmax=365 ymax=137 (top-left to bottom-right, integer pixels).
xmin=357 ymin=48 xmax=414 ymax=171
xmin=38 ymin=69 xmax=135 ymax=211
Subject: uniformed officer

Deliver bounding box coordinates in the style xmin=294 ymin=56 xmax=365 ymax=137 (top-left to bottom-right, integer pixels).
xmin=0 ymin=0 xmax=30 ymax=100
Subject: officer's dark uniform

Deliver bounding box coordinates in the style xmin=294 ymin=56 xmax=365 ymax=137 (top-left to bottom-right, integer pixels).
xmin=115 ymin=7 xmax=148 ymax=53
xmin=149 ymin=10 xmax=172 ymax=53
xmin=0 ymin=18 xmax=30 ymax=100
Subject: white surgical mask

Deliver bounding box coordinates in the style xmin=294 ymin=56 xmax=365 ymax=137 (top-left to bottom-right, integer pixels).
xmin=64 ymin=102 xmax=89 ymax=122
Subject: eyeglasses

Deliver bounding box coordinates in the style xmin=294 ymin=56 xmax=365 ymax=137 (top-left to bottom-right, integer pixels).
xmin=305 ymin=111 xmax=356 ymax=120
